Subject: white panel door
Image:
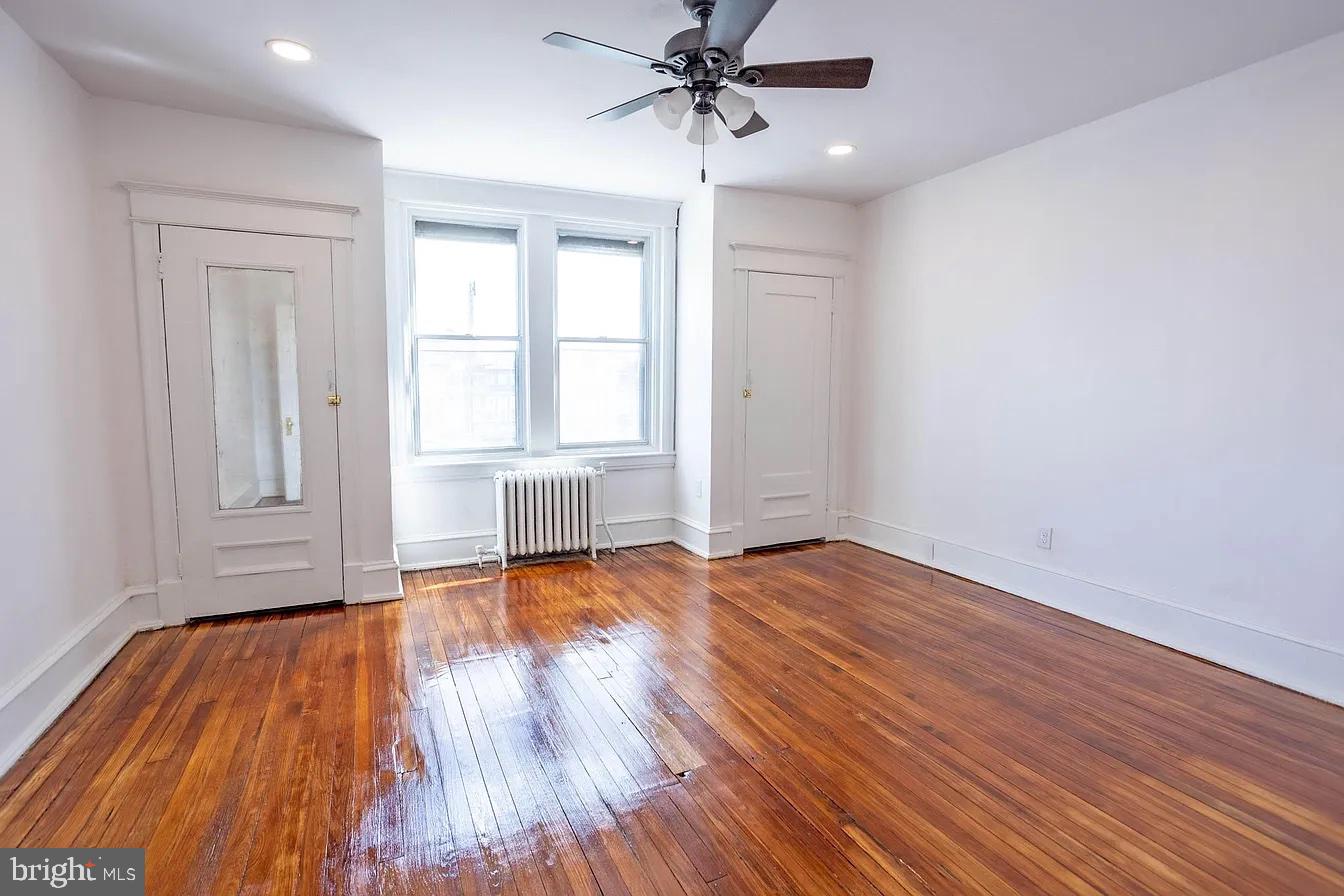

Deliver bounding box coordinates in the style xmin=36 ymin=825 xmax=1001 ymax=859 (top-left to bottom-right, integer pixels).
xmin=160 ymin=225 xmax=344 ymax=618
xmin=743 ymin=272 xmax=833 ymax=549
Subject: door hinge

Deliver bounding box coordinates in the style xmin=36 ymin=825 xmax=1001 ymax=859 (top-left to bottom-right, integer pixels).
xmin=156 ymin=254 xmax=165 ymax=279
xmin=327 ymin=393 xmax=342 ymax=407
xmin=176 ymin=553 xmax=183 ymax=577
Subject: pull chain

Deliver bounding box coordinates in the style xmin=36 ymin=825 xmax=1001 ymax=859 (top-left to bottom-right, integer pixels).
xmin=700 ymin=113 xmax=707 ymax=183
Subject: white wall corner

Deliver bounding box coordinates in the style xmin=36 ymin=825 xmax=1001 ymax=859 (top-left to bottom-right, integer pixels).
xmin=0 ymin=586 xmax=163 ymax=777
xmin=841 ymin=514 xmax=1344 ymax=707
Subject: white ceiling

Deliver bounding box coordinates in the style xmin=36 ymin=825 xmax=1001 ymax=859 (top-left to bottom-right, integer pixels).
xmin=5 ymin=0 xmax=1343 ymax=203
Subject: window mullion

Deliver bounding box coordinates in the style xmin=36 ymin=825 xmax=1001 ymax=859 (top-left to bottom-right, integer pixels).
xmin=524 ymin=215 xmax=558 ymax=454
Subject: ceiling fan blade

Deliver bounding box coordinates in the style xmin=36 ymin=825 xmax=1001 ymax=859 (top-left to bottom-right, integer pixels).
xmin=749 ymin=57 xmax=874 ymax=89
xmin=714 ymin=107 xmax=771 ymax=138
xmin=543 ymin=32 xmax=664 ymax=70
xmin=589 ymin=89 xmax=671 ymax=122
xmin=701 ymin=0 xmax=779 ymax=60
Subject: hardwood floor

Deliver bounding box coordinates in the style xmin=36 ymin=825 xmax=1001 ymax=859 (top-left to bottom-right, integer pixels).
xmin=2 ymin=542 xmax=1342 ymax=894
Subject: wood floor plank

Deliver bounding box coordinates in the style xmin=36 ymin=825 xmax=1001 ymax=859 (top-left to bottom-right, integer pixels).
xmin=2 ymin=543 xmax=1341 ymax=896
xmin=0 ymin=626 xmax=182 ymax=838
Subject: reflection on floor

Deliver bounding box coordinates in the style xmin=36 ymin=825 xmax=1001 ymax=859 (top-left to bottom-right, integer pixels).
xmin=2 ymin=542 xmax=1342 ymax=894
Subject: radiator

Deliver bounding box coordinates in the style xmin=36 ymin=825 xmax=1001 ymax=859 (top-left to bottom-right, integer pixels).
xmin=492 ymin=467 xmax=599 ymax=569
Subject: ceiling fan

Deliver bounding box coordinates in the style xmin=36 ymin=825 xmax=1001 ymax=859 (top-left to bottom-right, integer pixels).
xmin=543 ymin=0 xmax=873 ymax=179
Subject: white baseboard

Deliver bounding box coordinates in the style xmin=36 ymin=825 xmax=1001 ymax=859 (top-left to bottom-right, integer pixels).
xmin=841 ymin=513 xmax=1344 ymax=707
xmin=362 ymin=559 xmax=403 ymax=603
xmin=341 ymin=559 xmax=405 ymax=604
xmin=396 ymin=514 xmax=679 ymax=571
xmin=671 ymin=516 xmax=738 ymax=560
xmin=0 ymin=586 xmax=163 ymax=777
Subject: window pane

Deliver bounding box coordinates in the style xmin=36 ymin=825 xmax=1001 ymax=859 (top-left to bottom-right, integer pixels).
xmin=414 ymin=223 xmax=518 ymax=336
xmin=558 ymin=342 xmax=645 ymax=445
xmin=417 ymin=339 xmax=519 ymax=452
xmin=557 ymin=236 xmax=645 ymax=338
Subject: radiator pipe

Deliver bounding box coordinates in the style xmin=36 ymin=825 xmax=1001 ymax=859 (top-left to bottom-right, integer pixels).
xmin=596 ymin=463 xmax=617 ymax=555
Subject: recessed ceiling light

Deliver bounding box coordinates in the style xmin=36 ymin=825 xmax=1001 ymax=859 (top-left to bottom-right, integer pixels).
xmin=827 ymin=143 xmax=856 ymax=157
xmin=266 ymin=39 xmax=313 ymax=62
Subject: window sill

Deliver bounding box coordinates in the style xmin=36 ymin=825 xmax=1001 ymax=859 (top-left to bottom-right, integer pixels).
xmin=392 ymin=450 xmax=675 ymax=484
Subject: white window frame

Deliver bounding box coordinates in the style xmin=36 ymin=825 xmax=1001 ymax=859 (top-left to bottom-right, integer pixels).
xmin=553 ymin=221 xmax=657 ymax=451
xmin=387 ymin=180 xmax=677 ymax=472
xmin=408 ymin=211 xmax=527 ymax=457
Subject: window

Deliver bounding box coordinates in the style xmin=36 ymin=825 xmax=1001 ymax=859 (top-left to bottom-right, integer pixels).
xmin=556 ymin=235 xmax=648 ymax=446
xmin=395 ymin=192 xmax=674 ymax=467
xmin=411 ymin=221 xmax=521 ymax=453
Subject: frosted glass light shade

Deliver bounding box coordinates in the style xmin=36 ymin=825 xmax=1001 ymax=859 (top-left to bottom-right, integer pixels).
xmin=653 ymin=87 xmax=693 ymax=129
xmin=686 ymin=111 xmax=719 ymax=145
xmin=715 ymin=86 xmax=755 ymax=130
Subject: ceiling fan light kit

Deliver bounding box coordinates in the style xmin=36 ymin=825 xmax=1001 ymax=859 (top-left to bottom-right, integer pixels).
xmin=715 ymin=86 xmax=756 ymax=130
xmin=654 ymin=87 xmax=694 ymax=129
xmin=544 ymin=0 xmax=873 ymax=180
xmin=687 ymin=111 xmax=719 ymax=145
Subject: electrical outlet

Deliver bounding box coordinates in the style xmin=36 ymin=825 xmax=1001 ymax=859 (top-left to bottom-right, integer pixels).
xmin=695 ymin=479 xmax=703 ymax=499
xmin=1037 ymin=527 xmax=1053 ymax=550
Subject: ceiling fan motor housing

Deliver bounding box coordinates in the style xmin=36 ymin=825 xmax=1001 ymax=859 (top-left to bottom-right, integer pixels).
xmin=663 ymin=27 xmax=705 ymax=71
xmin=682 ymin=0 xmax=716 ymax=22
xmin=664 ymin=27 xmax=745 ymax=85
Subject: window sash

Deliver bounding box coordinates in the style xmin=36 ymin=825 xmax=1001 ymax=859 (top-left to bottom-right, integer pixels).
xmin=412 ymin=336 xmax=524 ymax=456
xmin=409 ymin=216 xmax=525 ymax=457
xmin=555 ymin=338 xmax=650 ymax=448
xmin=411 ymin=222 xmax=521 ymax=338
xmin=554 ymin=232 xmax=652 ymax=447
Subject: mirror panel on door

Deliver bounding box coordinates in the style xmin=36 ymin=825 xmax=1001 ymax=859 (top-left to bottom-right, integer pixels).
xmin=206 ymin=266 xmax=304 ymax=511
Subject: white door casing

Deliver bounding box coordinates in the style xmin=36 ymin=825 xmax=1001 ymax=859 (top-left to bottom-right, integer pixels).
xmin=160 ymin=225 xmax=344 ymax=618
xmin=742 ymin=272 xmax=834 ymax=549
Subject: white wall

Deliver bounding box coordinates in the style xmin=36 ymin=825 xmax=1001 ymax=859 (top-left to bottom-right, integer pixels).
xmin=848 ymin=32 xmax=1344 ymax=704
xmin=0 ymin=8 xmax=159 ymax=772
xmin=90 ymin=98 xmax=399 ymax=599
xmin=671 ymin=185 xmax=715 ymax=550
xmin=2 ymin=72 xmax=402 ymax=772
xmin=710 ymin=187 xmax=861 ymax=551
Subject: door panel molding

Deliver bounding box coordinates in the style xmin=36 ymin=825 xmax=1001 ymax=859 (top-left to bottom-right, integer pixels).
xmin=213 ymin=536 xmax=314 ymax=578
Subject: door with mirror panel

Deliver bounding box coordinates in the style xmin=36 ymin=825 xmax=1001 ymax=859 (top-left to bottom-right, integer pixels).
xmin=159 ymin=225 xmax=343 ymax=618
